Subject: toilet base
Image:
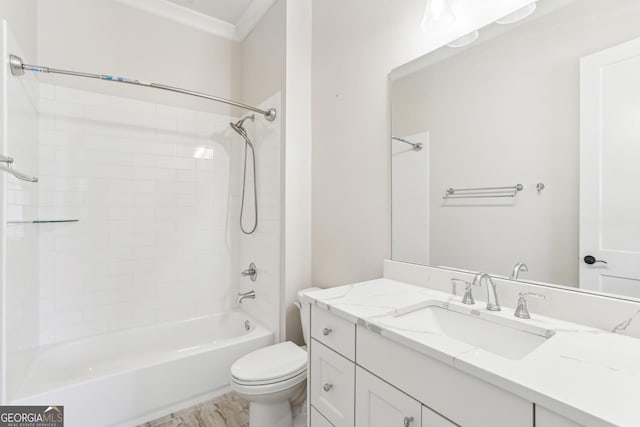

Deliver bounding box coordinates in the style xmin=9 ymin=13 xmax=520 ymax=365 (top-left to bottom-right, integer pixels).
xmin=249 ymin=400 xmax=292 ymax=427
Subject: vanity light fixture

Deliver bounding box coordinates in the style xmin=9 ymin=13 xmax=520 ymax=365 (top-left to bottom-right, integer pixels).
xmin=446 ymin=30 xmax=479 ymax=48
xmin=421 ymin=0 xmax=455 ymax=32
xmin=496 ymin=3 xmax=537 ymax=25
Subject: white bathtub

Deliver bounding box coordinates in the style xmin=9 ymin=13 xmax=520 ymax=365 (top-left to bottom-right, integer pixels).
xmin=10 ymin=311 xmax=273 ymax=427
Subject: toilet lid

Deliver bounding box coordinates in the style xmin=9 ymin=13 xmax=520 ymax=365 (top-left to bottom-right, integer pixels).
xmin=231 ymin=342 xmax=307 ymax=383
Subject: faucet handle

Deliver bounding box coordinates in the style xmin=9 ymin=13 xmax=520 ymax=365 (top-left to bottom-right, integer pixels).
xmin=451 ymin=278 xmax=480 ymax=305
xmin=514 ymin=292 xmax=545 ymax=319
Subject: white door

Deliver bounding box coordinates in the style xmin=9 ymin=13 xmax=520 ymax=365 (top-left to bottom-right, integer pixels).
xmin=355 ymin=367 xmax=422 ymax=427
xmin=391 ymin=132 xmax=430 ymax=265
xmin=580 ymin=37 xmax=640 ymax=297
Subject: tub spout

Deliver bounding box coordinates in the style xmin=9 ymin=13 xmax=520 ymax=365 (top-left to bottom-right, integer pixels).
xmin=236 ymin=290 xmax=256 ymax=304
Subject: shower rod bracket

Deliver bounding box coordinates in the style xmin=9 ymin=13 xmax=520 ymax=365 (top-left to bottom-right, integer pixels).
xmin=9 ymin=54 xmax=277 ymax=122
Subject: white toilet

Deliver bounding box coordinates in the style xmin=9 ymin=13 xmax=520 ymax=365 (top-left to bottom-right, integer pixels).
xmin=230 ymin=288 xmax=318 ymax=427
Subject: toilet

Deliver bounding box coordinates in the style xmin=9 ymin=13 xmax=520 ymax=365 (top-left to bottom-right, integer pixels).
xmin=230 ymin=288 xmax=319 ymax=427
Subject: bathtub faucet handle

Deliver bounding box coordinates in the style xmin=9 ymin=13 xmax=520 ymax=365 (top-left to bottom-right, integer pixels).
xmin=241 ymin=262 xmax=258 ymax=281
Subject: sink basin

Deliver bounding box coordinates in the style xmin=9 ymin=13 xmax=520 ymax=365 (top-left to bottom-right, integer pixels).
xmin=376 ymin=304 xmax=553 ymax=360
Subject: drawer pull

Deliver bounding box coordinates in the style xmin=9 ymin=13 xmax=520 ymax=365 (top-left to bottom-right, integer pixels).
xmin=403 ymin=416 xmax=414 ymax=427
xmin=323 ymin=383 xmax=333 ymax=392
xmin=322 ymin=327 xmax=332 ymax=336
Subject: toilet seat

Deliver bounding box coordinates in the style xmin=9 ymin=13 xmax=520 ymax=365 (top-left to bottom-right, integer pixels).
xmin=231 ymin=341 xmax=307 ymax=388
xmin=231 ymin=369 xmax=307 ymax=396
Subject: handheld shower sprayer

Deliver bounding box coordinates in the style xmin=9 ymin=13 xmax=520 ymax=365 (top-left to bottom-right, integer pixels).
xmin=230 ymin=114 xmax=258 ymax=234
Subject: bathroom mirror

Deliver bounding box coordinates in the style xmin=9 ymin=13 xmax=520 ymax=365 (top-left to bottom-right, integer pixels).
xmin=391 ymin=0 xmax=640 ymax=299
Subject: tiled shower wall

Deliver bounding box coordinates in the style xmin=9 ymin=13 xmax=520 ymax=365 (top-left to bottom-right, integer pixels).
xmin=4 ymin=25 xmax=40 ymax=398
xmin=36 ymin=84 xmax=244 ymax=345
xmin=237 ymin=93 xmax=282 ymax=337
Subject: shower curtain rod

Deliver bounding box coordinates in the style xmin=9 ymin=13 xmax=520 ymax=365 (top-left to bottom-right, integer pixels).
xmin=9 ymin=55 xmax=277 ymax=122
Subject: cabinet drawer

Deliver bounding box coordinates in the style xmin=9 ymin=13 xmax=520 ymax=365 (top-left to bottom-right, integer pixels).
xmin=535 ymin=406 xmax=583 ymax=427
xmin=312 ymin=306 xmax=356 ymax=360
xmin=311 ymin=406 xmax=335 ymax=427
xmin=311 ymin=339 xmax=355 ymax=427
xmin=355 ymin=367 xmax=421 ymax=427
xmin=422 ymin=406 xmax=457 ymax=427
xmin=357 ymin=326 xmax=532 ymax=427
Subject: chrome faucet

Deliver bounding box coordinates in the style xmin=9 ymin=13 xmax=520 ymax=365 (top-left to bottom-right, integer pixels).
xmin=236 ymin=290 xmax=256 ymax=304
xmin=472 ymin=272 xmax=501 ymax=311
xmin=514 ymin=292 xmax=545 ymax=319
xmin=450 ymin=278 xmax=481 ymax=305
xmin=510 ymin=262 xmax=528 ymax=280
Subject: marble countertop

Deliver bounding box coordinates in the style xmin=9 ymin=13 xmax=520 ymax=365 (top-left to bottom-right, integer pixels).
xmin=303 ymin=278 xmax=640 ymax=427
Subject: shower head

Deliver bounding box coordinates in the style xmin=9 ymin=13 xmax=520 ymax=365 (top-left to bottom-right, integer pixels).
xmin=230 ymin=114 xmax=255 ymax=139
xmin=230 ymin=114 xmax=255 ymax=148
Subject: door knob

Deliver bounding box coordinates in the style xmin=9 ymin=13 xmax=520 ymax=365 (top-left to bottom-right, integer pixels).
xmin=584 ymin=255 xmax=607 ymax=265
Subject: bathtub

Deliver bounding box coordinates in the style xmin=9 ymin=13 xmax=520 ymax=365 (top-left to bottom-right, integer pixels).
xmin=10 ymin=311 xmax=273 ymax=427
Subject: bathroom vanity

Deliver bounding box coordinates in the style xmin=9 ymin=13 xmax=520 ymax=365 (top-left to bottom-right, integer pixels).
xmin=303 ymin=277 xmax=640 ymax=427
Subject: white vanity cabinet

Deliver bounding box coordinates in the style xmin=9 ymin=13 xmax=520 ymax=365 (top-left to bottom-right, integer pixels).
xmin=309 ymin=306 xmax=537 ymax=427
xmin=311 ymin=407 xmax=335 ymax=427
xmin=355 ymin=367 xmax=455 ymax=427
xmin=535 ymin=407 xmax=583 ymax=427
xmin=310 ymin=339 xmax=355 ymax=427
xmin=356 ymin=326 xmax=533 ymax=426
xmin=355 ymin=367 xmax=422 ymax=427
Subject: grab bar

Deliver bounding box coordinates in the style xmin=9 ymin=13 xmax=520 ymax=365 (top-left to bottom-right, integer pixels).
xmin=444 ymin=184 xmax=523 ymax=199
xmin=0 ymin=154 xmax=14 ymax=164
xmin=0 ymin=163 xmax=38 ymax=182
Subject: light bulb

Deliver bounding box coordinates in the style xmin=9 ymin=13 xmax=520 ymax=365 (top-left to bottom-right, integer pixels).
xmin=446 ymin=30 xmax=479 ymax=48
xmin=496 ymin=3 xmax=537 ymax=25
xmin=421 ymin=0 xmax=455 ymax=32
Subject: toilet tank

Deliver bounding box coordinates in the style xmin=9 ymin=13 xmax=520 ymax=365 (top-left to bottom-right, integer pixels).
xmin=297 ymin=287 xmax=322 ymax=346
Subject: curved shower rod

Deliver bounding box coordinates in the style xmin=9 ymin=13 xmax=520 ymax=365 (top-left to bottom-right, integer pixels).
xmin=9 ymin=55 xmax=277 ymax=122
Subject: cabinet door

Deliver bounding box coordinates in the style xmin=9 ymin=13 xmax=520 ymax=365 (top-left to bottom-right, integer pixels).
xmin=357 ymin=326 xmax=533 ymax=426
xmin=312 ymin=406 xmax=335 ymax=427
xmin=422 ymin=406 xmax=457 ymax=427
xmin=536 ymin=406 xmax=583 ymax=427
xmin=311 ymin=340 xmax=355 ymax=427
xmin=355 ymin=367 xmax=421 ymax=427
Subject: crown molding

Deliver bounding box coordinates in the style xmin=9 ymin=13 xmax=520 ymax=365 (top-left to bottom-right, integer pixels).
xmin=113 ymin=0 xmax=276 ymax=42
xmin=235 ymin=0 xmax=276 ymax=41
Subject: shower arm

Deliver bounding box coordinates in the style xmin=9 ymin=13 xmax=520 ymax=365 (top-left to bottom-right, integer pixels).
xmin=9 ymin=55 xmax=277 ymax=122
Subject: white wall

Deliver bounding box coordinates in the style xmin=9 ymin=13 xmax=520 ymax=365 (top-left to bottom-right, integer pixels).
xmin=36 ymin=0 xmax=242 ymax=115
xmin=0 ymin=0 xmax=37 ymax=60
xmin=311 ymin=0 xmax=543 ymax=288
xmin=283 ymin=0 xmax=311 ymax=345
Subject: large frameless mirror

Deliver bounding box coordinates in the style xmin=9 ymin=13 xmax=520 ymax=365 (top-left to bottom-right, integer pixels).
xmin=391 ymin=0 xmax=640 ymax=299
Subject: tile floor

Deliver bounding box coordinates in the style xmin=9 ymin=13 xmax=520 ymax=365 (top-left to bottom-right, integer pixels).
xmin=140 ymin=388 xmax=307 ymax=427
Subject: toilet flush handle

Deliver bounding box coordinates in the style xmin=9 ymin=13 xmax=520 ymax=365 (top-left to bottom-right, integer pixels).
xmin=322 ymin=328 xmax=332 ymax=336
xmin=323 ymin=383 xmax=333 ymax=392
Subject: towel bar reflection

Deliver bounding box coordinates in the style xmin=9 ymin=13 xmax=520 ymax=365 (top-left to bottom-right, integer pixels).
xmin=444 ymin=184 xmax=523 ymax=199
xmin=7 ymin=219 xmax=79 ymax=224
xmin=392 ymin=136 xmax=423 ymax=151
